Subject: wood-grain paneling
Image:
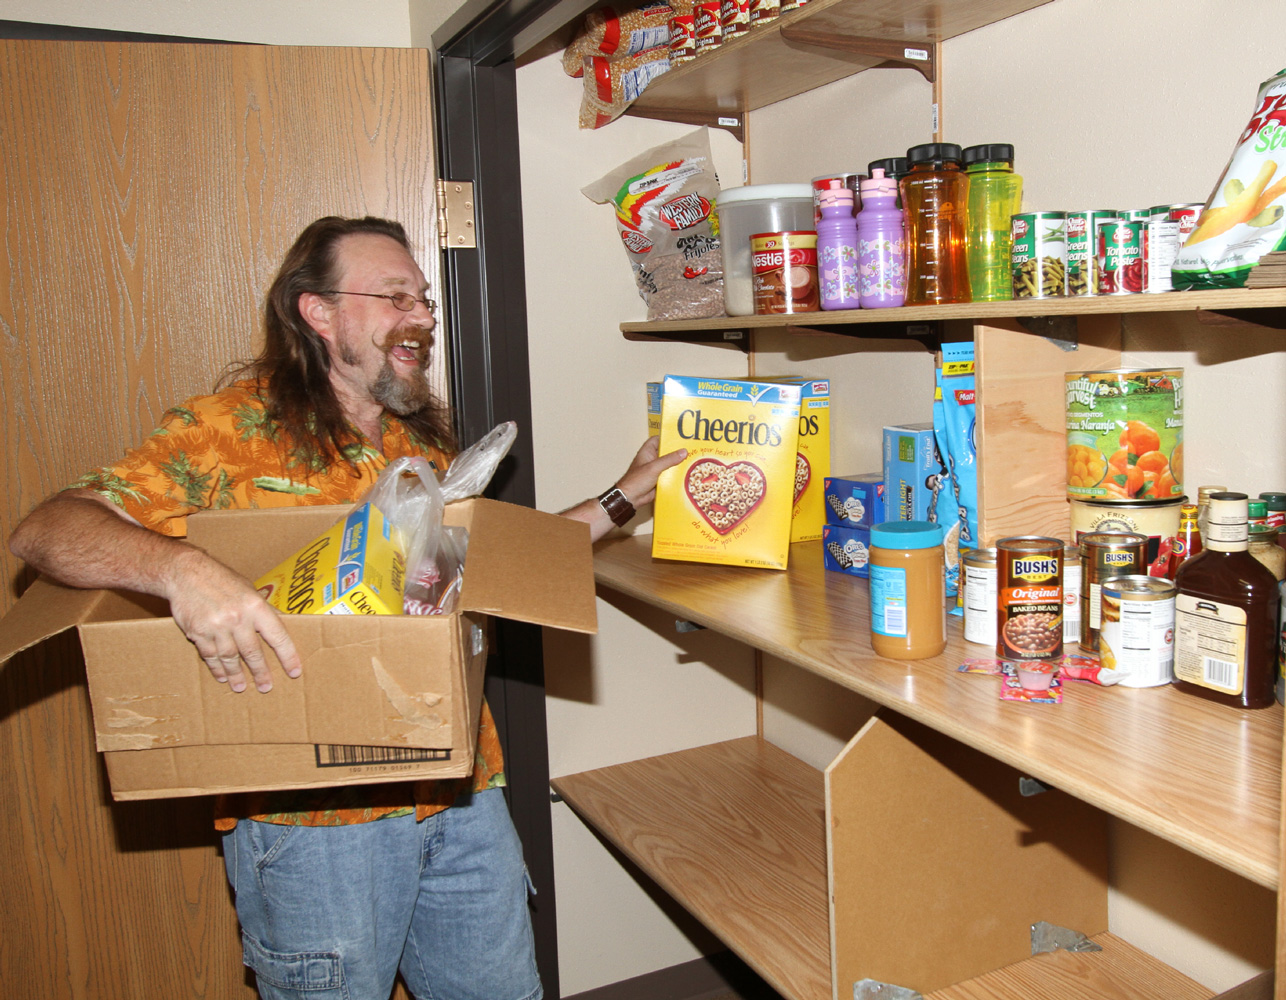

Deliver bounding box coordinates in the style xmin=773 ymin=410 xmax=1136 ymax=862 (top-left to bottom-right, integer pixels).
xmin=0 ymin=40 xmax=438 ymax=999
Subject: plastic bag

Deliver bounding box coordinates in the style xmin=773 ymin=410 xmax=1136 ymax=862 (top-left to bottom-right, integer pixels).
xmin=562 ymin=2 xmax=673 ymax=78
xmin=363 ymin=455 xmax=446 ymax=601
xmin=405 ymin=525 xmax=469 ymax=615
xmin=1173 ymin=66 xmax=1286 ymax=289
xmin=578 ymin=50 xmax=672 ymax=130
xmin=581 ymin=127 xmax=724 ymax=321
xmin=934 ymin=341 xmax=978 ymax=608
xmin=440 ymin=421 xmax=518 ymax=503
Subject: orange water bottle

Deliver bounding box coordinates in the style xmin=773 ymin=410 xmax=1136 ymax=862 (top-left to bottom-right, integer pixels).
xmin=901 ymin=143 xmax=971 ymax=305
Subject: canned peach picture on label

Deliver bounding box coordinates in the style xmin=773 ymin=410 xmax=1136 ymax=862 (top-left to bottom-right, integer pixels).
xmin=1065 ymin=368 xmax=1183 ymax=503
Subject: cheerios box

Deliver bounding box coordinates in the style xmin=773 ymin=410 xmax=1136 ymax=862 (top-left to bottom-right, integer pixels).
xmin=824 ymin=473 xmax=884 ymax=527
xmin=646 ymin=381 xmax=663 ymax=437
xmin=754 ymin=376 xmax=830 ymax=542
xmin=822 ymin=523 xmax=872 ymax=578
xmin=653 ymin=375 xmax=801 ymax=569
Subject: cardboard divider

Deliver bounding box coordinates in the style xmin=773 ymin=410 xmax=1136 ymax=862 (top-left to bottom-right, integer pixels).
xmin=826 ymin=711 xmax=1109 ymax=996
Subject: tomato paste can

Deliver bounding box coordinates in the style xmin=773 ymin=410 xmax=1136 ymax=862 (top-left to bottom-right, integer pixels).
xmin=1098 ymin=575 xmax=1176 ymax=686
xmin=1065 ymin=367 xmax=1183 ymax=503
xmin=1069 ymin=498 xmax=1183 ymax=576
xmin=1097 ymin=220 xmax=1145 ymax=293
xmin=963 ymin=547 xmax=998 ymax=645
xmin=995 ymin=536 xmax=1064 ymax=662
xmin=752 ymin=232 xmax=819 ymax=314
xmin=1062 ymin=545 xmax=1082 ymax=645
xmin=1169 ymin=203 xmax=1205 ymax=244
xmin=1078 ymin=532 xmax=1148 ymax=652
xmin=1010 ymin=211 xmax=1067 ymax=298
xmin=1066 ymin=211 xmax=1119 ymax=296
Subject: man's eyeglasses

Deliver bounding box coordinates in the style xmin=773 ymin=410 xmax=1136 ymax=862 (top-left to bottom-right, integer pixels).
xmin=321 ymin=290 xmax=436 ymax=313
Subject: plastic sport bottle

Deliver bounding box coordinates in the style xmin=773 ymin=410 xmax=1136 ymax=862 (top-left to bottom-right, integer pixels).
xmin=867 ymin=157 xmax=909 ymax=206
xmin=901 ymin=143 xmax=971 ymax=305
xmin=816 ymin=187 xmax=861 ymax=310
xmin=1174 ymin=492 xmax=1279 ymax=709
xmin=855 ymin=168 xmax=906 ymax=309
xmin=963 ymin=143 xmax=1023 ymax=302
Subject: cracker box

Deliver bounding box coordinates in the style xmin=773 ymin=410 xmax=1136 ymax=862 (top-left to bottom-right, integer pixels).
xmin=824 ymin=473 xmax=884 ymax=527
xmin=822 ymin=523 xmax=872 ymax=577
xmin=755 ymin=376 xmax=830 ymax=543
xmin=0 ymin=500 xmax=597 ymax=800
xmin=255 ymin=501 xmax=405 ymax=616
xmin=882 ymin=423 xmax=947 ymax=524
xmin=646 ymin=381 xmax=662 ymax=437
xmin=653 ymin=375 xmax=801 ymax=569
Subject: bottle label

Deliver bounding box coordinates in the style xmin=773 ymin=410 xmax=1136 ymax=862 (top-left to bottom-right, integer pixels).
xmin=1174 ymin=593 xmax=1247 ymax=695
xmin=870 ymin=564 xmax=908 ymax=637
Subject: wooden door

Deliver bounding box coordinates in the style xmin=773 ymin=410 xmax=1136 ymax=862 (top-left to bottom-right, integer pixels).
xmin=0 ymin=40 xmax=439 ymax=998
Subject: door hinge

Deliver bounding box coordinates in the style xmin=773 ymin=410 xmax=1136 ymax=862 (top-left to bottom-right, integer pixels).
xmin=436 ymin=179 xmax=476 ymax=250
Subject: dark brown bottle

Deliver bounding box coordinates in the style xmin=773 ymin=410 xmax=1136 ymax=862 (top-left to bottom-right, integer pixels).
xmin=1173 ymin=493 xmax=1279 ymax=709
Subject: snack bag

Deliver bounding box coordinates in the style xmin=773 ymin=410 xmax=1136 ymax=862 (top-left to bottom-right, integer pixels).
xmin=582 ymin=127 xmax=724 ymax=320
xmin=562 ymin=2 xmax=673 ymax=78
xmin=935 ymin=341 xmax=978 ymax=605
xmin=653 ymin=375 xmax=800 ymax=569
xmin=1173 ymin=66 xmax=1286 ymax=289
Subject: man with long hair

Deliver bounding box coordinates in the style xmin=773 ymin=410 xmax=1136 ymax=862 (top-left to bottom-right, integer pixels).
xmin=9 ymin=216 xmax=683 ymax=1000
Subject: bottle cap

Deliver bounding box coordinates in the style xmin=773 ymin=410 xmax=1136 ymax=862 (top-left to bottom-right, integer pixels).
xmin=1259 ymin=491 xmax=1286 ymax=509
xmin=1197 ymin=485 xmax=1228 ymax=502
xmin=962 ymin=143 xmax=1015 ymax=167
xmin=859 ymin=169 xmax=899 ymax=199
xmin=871 ymin=520 xmax=944 ymax=550
xmin=817 ymin=187 xmax=854 ymax=211
xmin=906 ymin=143 xmax=964 ymax=167
xmin=1249 ymin=500 xmax=1268 ymax=518
xmin=867 ymin=156 xmax=909 ymax=179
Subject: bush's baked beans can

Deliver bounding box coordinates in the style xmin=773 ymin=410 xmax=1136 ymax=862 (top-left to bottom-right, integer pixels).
xmin=1010 ymin=212 xmax=1067 ymax=298
xmin=1065 ymin=368 xmax=1183 ymax=504
xmin=1098 ymin=575 xmax=1176 ymax=686
xmin=1078 ymin=531 xmax=1148 ymax=653
xmin=1066 ymin=211 xmax=1119 ymax=296
xmin=1063 ymin=545 xmax=1081 ymax=645
xmin=752 ymin=232 xmax=820 ymax=314
xmin=996 ymin=536 xmax=1064 ymax=661
xmin=963 ymin=547 xmax=998 ymax=645
xmin=1097 ymin=220 xmax=1145 ymax=293
xmin=1069 ymin=498 xmax=1183 ymax=576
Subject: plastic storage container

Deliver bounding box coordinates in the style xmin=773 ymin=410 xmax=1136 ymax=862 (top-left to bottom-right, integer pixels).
xmin=717 ymin=184 xmax=814 ymax=316
xmin=868 ymin=520 xmax=946 ymax=660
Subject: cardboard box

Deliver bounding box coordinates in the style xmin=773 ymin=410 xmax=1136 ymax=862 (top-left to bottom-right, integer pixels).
xmin=646 ymin=381 xmax=662 ymax=437
xmin=0 ymin=499 xmax=596 ymax=800
xmin=756 ymin=376 xmax=831 ymax=543
xmin=882 ymin=423 xmax=946 ymax=523
xmin=822 ymin=523 xmax=872 ymax=577
xmin=824 ymin=473 xmax=884 ymax=527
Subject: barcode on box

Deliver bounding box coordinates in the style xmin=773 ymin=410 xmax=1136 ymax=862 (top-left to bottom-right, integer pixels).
xmin=314 ymin=745 xmax=452 ymax=768
xmin=1201 ymin=656 xmax=1237 ymax=691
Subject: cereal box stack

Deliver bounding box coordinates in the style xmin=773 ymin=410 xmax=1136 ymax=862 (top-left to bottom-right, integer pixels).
xmin=653 ymin=375 xmax=801 ymax=569
xmin=755 ymin=376 xmax=831 ymax=543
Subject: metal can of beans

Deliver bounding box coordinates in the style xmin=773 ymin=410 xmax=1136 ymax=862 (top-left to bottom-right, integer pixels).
xmin=1065 ymin=367 xmax=1184 ymax=504
xmin=1099 ymin=575 xmax=1176 ymax=687
xmin=963 ymin=547 xmax=998 ymax=646
xmin=995 ymin=536 xmax=1064 ymax=662
xmin=1066 ymin=211 xmax=1120 ymax=296
xmin=1010 ymin=212 xmax=1067 ymax=298
xmin=752 ymin=232 xmax=820 ymax=314
xmin=1062 ymin=545 xmax=1082 ymax=646
xmin=1078 ymin=531 xmax=1148 ymax=653
xmin=1097 ymin=220 xmax=1144 ymax=293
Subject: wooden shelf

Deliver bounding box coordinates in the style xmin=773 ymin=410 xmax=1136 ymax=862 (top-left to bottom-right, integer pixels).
xmin=626 ymin=0 xmax=1055 ymax=123
xmin=619 ymin=287 xmax=1286 ymax=339
xmin=592 ymin=535 xmax=1284 ymax=890
xmin=551 ymin=736 xmax=830 ymax=1000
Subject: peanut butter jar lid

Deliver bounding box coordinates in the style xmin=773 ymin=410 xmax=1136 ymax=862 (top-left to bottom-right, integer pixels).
xmin=871 ymin=521 xmax=944 ymax=550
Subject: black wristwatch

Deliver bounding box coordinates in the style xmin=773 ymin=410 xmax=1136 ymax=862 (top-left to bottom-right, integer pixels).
xmin=596 ymin=487 xmax=636 ymax=527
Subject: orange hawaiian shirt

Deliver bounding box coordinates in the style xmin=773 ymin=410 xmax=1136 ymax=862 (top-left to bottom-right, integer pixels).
xmin=69 ymin=378 xmax=505 ymax=829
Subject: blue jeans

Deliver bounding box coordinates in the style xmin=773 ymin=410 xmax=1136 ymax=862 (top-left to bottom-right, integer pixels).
xmin=222 ymin=788 xmax=541 ymax=1000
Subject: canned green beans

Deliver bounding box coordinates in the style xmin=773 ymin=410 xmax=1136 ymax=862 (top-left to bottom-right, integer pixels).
xmin=1011 ymin=212 xmax=1067 ymax=298
xmin=1066 ymin=211 xmax=1119 ymax=296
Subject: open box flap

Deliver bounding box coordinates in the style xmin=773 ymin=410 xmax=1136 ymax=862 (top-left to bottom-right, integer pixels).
xmin=188 ymin=505 xmax=346 ymax=581
xmin=447 ymin=499 xmax=597 ymax=634
xmin=0 ymin=578 xmax=144 ymax=665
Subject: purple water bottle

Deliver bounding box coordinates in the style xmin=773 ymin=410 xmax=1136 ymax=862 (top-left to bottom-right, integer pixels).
xmin=817 ymin=187 xmax=861 ymax=311
xmin=857 ymin=168 xmax=907 ymax=308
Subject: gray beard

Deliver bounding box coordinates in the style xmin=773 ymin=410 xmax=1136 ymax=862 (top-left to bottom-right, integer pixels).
xmin=370 ymin=358 xmax=434 ymax=416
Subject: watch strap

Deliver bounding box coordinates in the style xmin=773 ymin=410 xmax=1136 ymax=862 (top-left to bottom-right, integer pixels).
xmin=596 ymin=487 xmax=635 ymax=527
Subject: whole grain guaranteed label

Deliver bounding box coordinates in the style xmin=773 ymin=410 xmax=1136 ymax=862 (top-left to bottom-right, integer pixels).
xmin=653 ymin=375 xmax=801 ymax=569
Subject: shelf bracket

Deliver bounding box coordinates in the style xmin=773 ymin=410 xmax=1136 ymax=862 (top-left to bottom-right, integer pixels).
xmin=785 ymin=321 xmax=941 ymax=352
xmin=776 ymin=28 xmax=935 ymax=83
xmin=1030 ymin=921 xmax=1103 ymax=955
xmin=853 ymin=980 xmax=923 ymax=1000
xmin=623 ymin=106 xmax=745 ymax=143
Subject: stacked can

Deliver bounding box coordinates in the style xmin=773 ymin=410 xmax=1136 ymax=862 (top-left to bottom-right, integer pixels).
xmin=1066 ymin=211 xmax=1119 ymax=295
xmin=1010 ymin=212 xmax=1067 ymax=297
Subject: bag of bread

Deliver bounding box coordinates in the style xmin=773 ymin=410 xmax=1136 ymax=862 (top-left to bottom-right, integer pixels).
xmin=1173 ymin=66 xmax=1286 ymax=289
xmin=562 ymin=2 xmax=673 ymax=78
xmin=581 ymin=127 xmax=724 ymax=320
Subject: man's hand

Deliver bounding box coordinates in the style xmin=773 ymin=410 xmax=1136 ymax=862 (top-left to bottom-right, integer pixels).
xmin=559 ymin=436 xmax=687 ymax=542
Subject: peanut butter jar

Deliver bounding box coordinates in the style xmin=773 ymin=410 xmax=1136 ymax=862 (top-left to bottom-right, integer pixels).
xmin=868 ymin=521 xmax=946 ymax=660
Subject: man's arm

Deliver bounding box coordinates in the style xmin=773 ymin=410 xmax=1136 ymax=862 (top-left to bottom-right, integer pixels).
xmin=9 ymin=490 xmax=300 ymax=692
xmin=561 ymin=437 xmax=686 ymax=543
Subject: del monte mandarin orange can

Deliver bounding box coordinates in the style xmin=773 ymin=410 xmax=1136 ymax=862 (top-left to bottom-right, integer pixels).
xmin=1065 ymin=368 xmax=1183 ymax=504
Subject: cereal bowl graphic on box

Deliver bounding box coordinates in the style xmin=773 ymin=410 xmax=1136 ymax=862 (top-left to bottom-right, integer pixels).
xmin=653 ymin=375 xmax=801 ymax=569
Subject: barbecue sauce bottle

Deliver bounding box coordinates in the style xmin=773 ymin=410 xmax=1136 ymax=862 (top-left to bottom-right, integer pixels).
xmin=1173 ymin=492 xmax=1279 ymax=709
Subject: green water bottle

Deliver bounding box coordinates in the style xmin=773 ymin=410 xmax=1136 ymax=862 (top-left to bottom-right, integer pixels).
xmin=963 ymin=144 xmax=1023 ymax=301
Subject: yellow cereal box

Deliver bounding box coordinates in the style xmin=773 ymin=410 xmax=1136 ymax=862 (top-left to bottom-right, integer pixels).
xmin=653 ymin=375 xmax=801 ymax=569
xmin=755 ymin=376 xmax=830 ymax=542
xmin=646 ymin=381 xmax=662 ymax=437
xmin=255 ymin=502 xmax=406 ymax=615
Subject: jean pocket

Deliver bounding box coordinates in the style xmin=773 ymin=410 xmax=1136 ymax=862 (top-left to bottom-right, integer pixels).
xmin=242 ymin=931 xmax=347 ymax=998
xmin=246 ymin=821 xmax=298 ymax=873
